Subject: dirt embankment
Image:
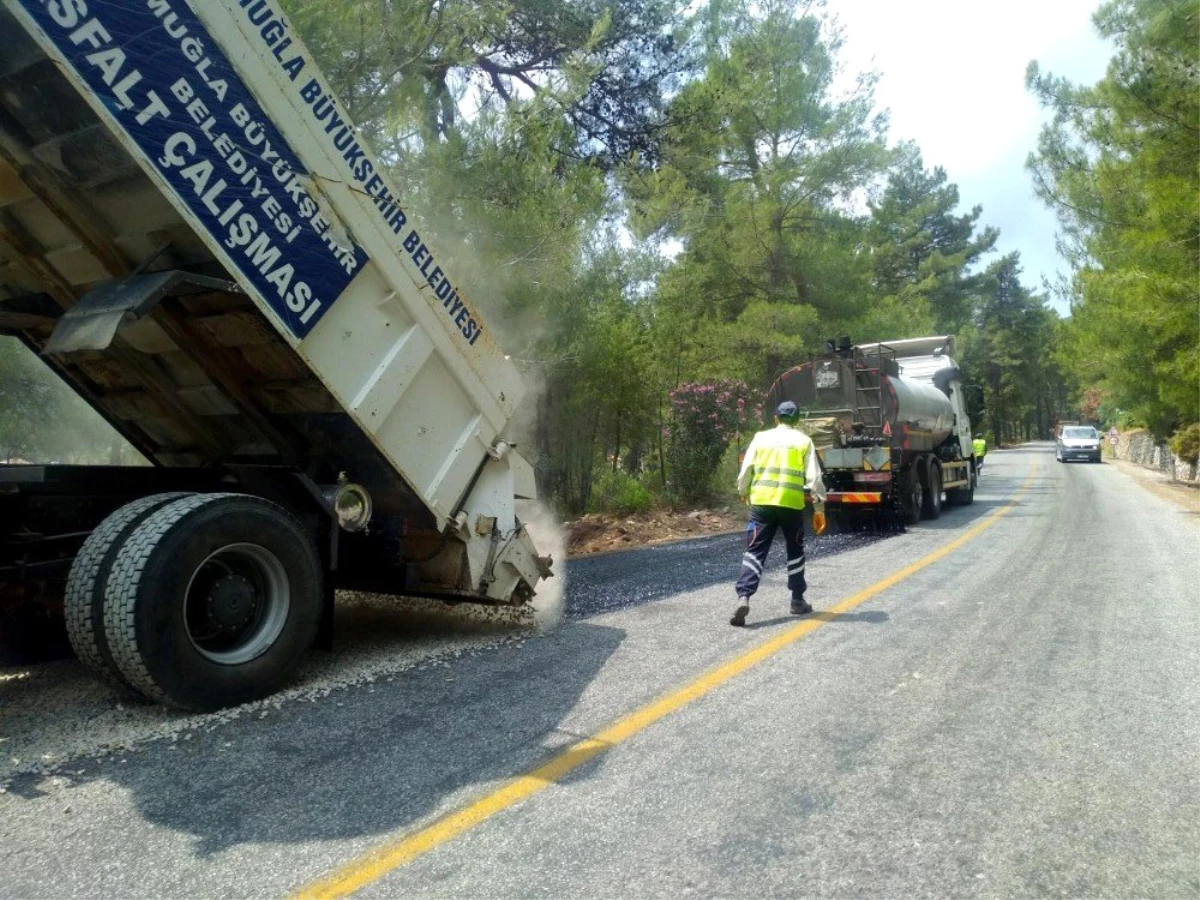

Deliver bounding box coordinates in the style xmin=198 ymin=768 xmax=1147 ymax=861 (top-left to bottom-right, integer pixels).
xmin=566 ymin=507 xmax=744 ymax=556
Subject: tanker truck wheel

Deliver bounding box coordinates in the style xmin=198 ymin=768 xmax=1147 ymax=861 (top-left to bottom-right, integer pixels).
xmin=921 ymin=462 xmax=943 ymax=520
xmin=900 ymin=469 xmax=923 ymax=526
xmin=65 ymin=492 xmax=191 ymax=691
xmin=103 ymin=494 xmax=322 ymax=711
xmin=945 ymin=472 xmax=975 ymax=506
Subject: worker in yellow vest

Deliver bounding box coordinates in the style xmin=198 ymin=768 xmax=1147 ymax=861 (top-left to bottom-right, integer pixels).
xmin=731 ymin=401 xmax=826 ymax=627
xmin=972 ymin=434 xmax=987 ymax=473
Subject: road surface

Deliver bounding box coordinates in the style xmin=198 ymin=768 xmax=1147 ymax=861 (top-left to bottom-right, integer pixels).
xmin=2 ymin=443 xmax=1197 ymax=898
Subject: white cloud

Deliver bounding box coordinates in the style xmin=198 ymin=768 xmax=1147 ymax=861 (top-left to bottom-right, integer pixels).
xmin=831 ymin=0 xmax=1112 ymax=312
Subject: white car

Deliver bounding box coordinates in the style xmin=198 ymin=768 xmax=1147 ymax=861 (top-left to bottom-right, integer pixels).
xmin=1056 ymin=426 xmax=1102 ymax=463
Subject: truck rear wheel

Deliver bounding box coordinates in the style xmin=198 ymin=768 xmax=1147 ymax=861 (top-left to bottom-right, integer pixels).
xmin=901 ymin=468 xmax=923 ymax=526
xmin=945 ymin=468 xmax=975 ymax=506
xmin=946 ymin=485 xmax=973 ymax=506
xmin=104 ymin=493 xmax=322 ymax=711
xmin=64 ymin=492 xmax=190 ymax=690
xmin=921 ymin=462 xmax=943 ymax=520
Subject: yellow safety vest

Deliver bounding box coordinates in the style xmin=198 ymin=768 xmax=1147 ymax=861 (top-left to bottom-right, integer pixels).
xmin=973 ymin=438 xmax=986 ymax=458
xmin=747 ymin=426 xmax=811 ymax=510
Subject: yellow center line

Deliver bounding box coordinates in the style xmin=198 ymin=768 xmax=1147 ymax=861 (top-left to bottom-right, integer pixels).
xmin=294 ymin=463 xmax=1039 ymax=900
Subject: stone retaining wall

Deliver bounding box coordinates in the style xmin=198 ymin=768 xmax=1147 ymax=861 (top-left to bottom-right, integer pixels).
xmin=1112 ymin=429 xmax=1198 ymax=484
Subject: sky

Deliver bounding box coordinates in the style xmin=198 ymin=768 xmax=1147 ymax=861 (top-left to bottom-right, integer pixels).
xmin=831 ymin=0 xmax=1113 ymax=314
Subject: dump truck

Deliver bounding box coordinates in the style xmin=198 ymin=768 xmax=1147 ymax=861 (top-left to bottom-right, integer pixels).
xmin=766 ymin=336 xmax=979 ymax=529
xmin=0 ymin=0 xmax=552 ymax=710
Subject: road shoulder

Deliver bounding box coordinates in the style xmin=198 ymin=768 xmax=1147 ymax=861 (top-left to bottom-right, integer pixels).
xmin=1105 ymin=457 xmax=1200 ymax=516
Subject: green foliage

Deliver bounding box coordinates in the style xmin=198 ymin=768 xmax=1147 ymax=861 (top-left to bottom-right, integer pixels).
xmin=588 ymin=469 xmax=655 ymax=514
xmin=958 ymin=255 xmax=1069 ymax=443
xmin=0 ymin=339 xmax=140 ymax=465
xmin=280 ymin=0 xmax=694 ymax=168
xmin=274 ymin=0 xmax=1075 ymax=510
xmin=528 ymin=236 xmax=667 ymax=512
xmin=626 ymin=0 xmax=894 ymax=388
xmin=868 ymin=144 xmax=998 ymax=335
xmin=1169 ymin=423 xmax=1200 ymax=467
xmin=0 ymin=338 xmax=60 ymax=462
xmin=1027 ymin=0 xmax=1199 ymax=438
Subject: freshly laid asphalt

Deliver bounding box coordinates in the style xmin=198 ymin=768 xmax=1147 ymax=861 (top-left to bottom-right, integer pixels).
xmin=564 ymin=523 xmax=892 ymax=620
xmin=2 ymin=444 xmax=1197 ymax=898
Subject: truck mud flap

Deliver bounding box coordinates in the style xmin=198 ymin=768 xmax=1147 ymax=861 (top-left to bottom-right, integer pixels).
xmin=44 ymin=271 xmax=239 ymax=354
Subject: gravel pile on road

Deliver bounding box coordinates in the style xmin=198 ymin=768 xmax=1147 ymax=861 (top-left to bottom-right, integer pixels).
xmin=0 ymin=587 xmax=564 ymax=789
xmin=0 ymin=505 xmax=568 ymax=789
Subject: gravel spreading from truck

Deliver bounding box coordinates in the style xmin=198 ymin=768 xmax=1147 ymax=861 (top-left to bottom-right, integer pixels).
xmin=1 ymin=507 xmax=567 ymax=789
xmin=0 ymin=594 xmax=535 ymax=787
xmin=518 ymin=501 xmax=568 ymax=630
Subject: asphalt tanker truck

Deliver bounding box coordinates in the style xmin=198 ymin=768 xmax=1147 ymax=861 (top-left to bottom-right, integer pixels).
xmin=0 ymin=0 xmax=552 ymax=709
xmin=766 ymin=336 xmax=980 ymax=530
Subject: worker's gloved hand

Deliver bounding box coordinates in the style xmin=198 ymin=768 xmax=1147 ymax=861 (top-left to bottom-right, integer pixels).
xmin=812 ymin=502 xmax=827 ymax=535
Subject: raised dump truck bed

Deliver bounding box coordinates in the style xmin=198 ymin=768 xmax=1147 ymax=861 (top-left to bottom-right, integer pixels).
xmin=0 ymin=0 xmax=550 ymax=709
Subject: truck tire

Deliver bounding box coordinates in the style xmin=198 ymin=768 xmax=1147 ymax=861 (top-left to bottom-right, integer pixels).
xmin=946 ymin=484 xmax=974 ymax=506
xmin=921 ymin=462 xmax=943 ymax=520
xmin=945 ymin=468 xmax=975 ymax=506
xmin=901 ymin=468 xmax=923 ymax=526
xmin=64 ymin=493 xmax=190 ymax=689
xmin=104 ymin=493 xmax=322 ymax=711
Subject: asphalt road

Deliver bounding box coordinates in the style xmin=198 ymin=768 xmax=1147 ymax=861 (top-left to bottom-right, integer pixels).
xmin=2 ymin=444 xmax=1198 ymax=898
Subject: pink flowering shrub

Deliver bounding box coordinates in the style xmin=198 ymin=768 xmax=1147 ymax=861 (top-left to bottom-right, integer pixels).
xmin=667 ymin=380 xmax=756 ymax=502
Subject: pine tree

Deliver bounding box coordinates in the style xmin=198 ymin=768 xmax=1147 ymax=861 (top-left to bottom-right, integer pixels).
xmin=1027 ymin=0 xmax=1199 ymax=436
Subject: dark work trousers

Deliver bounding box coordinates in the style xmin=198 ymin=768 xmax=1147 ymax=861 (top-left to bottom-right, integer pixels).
xmin=735 ymin=505 xmax=807 ymax=600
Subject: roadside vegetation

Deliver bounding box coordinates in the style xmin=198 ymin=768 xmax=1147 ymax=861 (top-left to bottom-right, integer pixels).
xmin=1 ymin=0 xmax=1193 ymax=511
xmin=1027 ymin=0 xmax=1198 ymax=448
xmin=0 ymin=340 xmax=143 ymax=466
xmin=281 ymin=0 xmax=1058 ymax=511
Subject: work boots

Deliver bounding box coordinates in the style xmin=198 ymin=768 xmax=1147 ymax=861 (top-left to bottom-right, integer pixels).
xmin=733 ymin=595 xmax=812 ymax=625
xmin=730 ymin=598 xmax=750 ymax=627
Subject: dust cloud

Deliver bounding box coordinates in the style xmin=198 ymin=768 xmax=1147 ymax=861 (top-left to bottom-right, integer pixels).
xmin=518 ymin=499 xmax=567 ymax=631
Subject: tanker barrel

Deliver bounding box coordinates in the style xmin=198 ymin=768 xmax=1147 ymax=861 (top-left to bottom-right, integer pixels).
xmin=882 ymin=373 xmax=956 ymax=445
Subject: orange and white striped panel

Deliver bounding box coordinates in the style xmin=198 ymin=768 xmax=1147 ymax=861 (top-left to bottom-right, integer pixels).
xmin=827 ymin=491 xmax=883 ymax=504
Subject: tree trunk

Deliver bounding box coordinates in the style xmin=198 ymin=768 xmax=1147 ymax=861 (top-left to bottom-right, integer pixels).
xmin=657 ymin=396 xmax=667 ymax=489
xmin=612 ymin=412 xmax=621 ymax=473
xmin=625 ymin=437 xmax=643 ymax=475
